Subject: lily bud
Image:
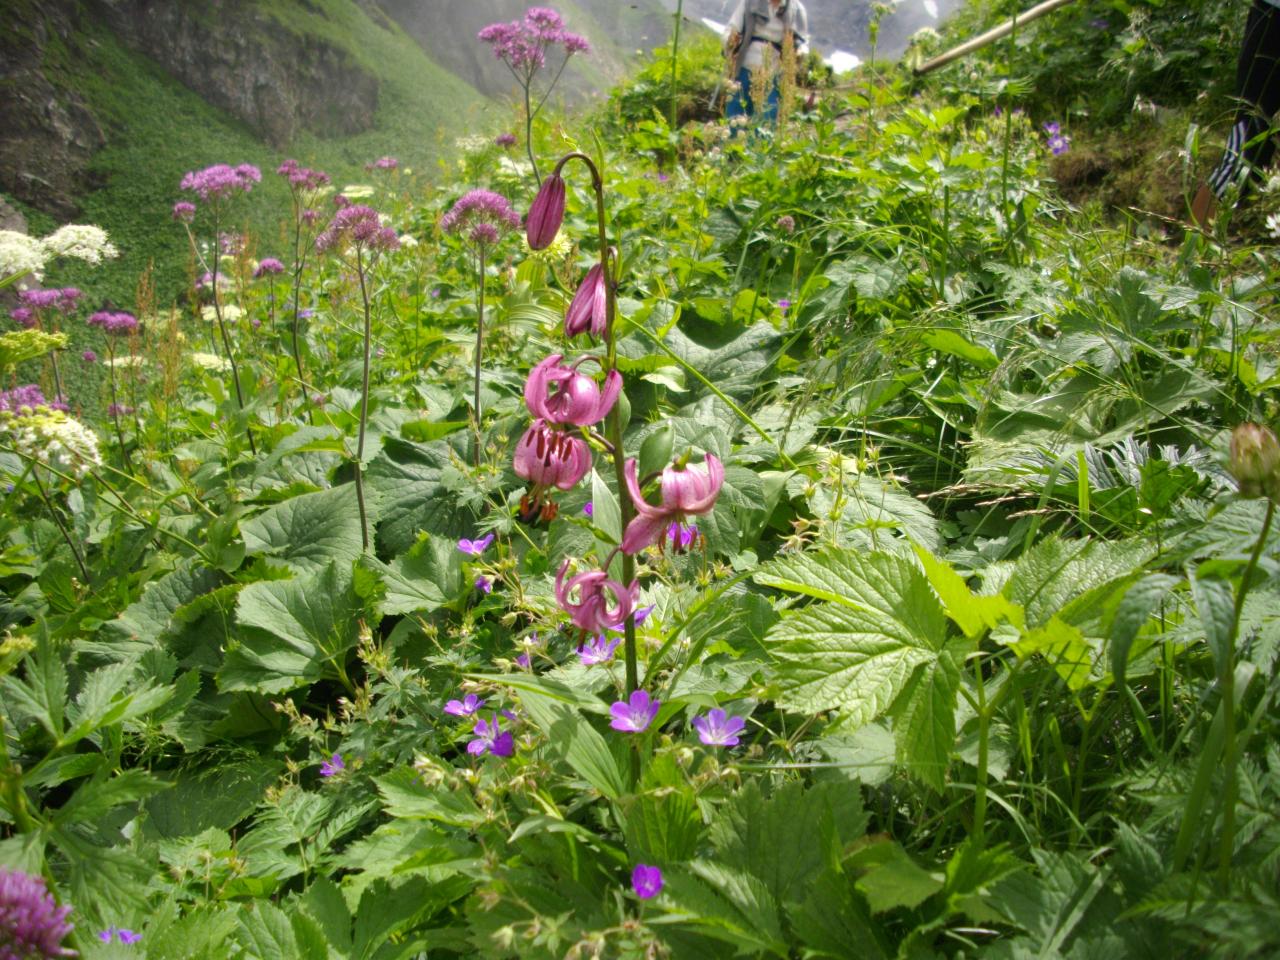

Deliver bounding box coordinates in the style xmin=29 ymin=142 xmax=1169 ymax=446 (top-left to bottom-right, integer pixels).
xmin=565 ymin=263 xmax=606 ymax=338
xmin=1229 ymin=422 xmax=1280 ymax=499
xmin=526 ymin=174 xmax=566 ymax=250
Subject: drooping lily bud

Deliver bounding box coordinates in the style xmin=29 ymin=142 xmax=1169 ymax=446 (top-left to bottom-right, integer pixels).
xmin=1229 ymin=422 xmax=1280 ymax=500
xmin=564 ymin=263 xmax=606 ymax=338
xmin=526 ymin=174 xmax=566 ymax=250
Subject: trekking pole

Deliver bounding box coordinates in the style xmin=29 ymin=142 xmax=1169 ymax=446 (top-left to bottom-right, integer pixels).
xmin=913 ymin=0 xmax=1077 ymax=76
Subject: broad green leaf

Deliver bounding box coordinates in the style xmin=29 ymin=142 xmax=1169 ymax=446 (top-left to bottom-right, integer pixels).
xmin=375 ymin=767 xmax=484 ymax=827
xmin=518 ymin=689 xmax=627 ymax=799
xmin=1010 ymin=616 xmax=1092 ymax=690
xmin=53 ymin=769 xmax=170 ymax=825
xmin=622 ymin=788 xmax=703 ymax=863
xmin=893 ymin=645 xmax=963 ymax=791
xmin=846 ymin=839 xmax=944 ymax=913
xmin=466 ymin=672 xmax=609 ymax=715
xmin=1003 ymin=537 xmax=1152 ymax=630
xmin=0 ymin=637 xmax=66 ymax=738
xmin=922 ymin=328 xmax=999 ymax=370
xmin=789 ymin=868 xmax=890 ymax=959
xmin=145 ymin=759 xmax=283 ymax=839
xmin=656 ymin=861 xmax=788 ymax=957
xmin=241 ymin=486 xmax=364 ymax=575
xmin=366 ymin=438 xmax=473 ymax=555
xmin=221 ymin=562 xmax=362 ymax=695
xmin=236 ymin=901 xmax=302 ymax=960
xmin=358 ymin=537 xmax=459 ymax=617
xmin=1109 ymin=573 xmax=1180 ymax=685
xmin=915 ymin=545 xmax=1024 ymax=637
xmin=591 ymin=467 xmax=623 ymax=562
xmin=1189 ymin=571 xmax=1235 ymax=677
xmin=100 ymin=560 xmax=223 ymax=651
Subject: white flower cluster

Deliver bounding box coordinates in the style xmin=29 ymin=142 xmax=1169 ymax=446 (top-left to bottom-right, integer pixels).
xmin=41 ymin=224 xmax=119 ymax=265
xmin=522 ymin=231 xmax=572 ymax=262
xmin=4 ymin=407 xmax=102 ymax=480
xmin=0 ymin=230 xmax=49 ymax=285
xmin=455 ymin=134 xmax=492 ymax=154
xmin=338 ymin=184 xmax=375 ymax=200
xmin=189 ymin=351 xmax=231 ymax=371
xmin=1267 ymin=212 xmax=1280 ymax=239
xmin=200 ymin=304 xmax=244 ymax=323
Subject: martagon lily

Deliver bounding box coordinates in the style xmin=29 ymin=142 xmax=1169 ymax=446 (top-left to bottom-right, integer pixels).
xmin=524 ymin=354 xmax=621 ymax=425
xmin=621 ymin=454 xmax=725 ymax=554
xmin=555 ymin=561 xmax=639 ymax=634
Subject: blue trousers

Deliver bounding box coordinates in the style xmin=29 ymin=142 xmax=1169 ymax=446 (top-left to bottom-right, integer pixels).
xmin=725 ymin=66 xmax=780 ymax=124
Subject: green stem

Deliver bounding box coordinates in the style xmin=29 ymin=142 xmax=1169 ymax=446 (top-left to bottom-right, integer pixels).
xmin=354 ymin=247 xmax=373 ymax=553
xmin=1217 ymin=496 xmax=1275 ymax=889
xmin=210 ymin=210 xmax=256 ymax=456
xmin=973 ymin=655 xmax=989 ymax=847
xmin=474 ymin=243 xmax=487 ymax=466
xmin=669 ymin=0 xmax=684 ymax=130
xmin=105 ymin=339 xmax=134 ymax=474
xmin=525 ymin=81 xmax=541 ymax=185
xmin=30 ymin=470 xmax=90 ymax=586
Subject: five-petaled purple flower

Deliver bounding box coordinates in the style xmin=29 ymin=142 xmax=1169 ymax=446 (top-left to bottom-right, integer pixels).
xmin=577 ymin=634 xmax=620 ymax=666
xmin=467 ymin=716 xmax=515 ymax=757
xmin=444 ymin=693 xmax=486 ymax=717
xmin=691 ymin=708 xmax=746 ymax=747
xmin=0 ymin=867 xmax=75 ymax=959
xmin=631 ymin=863 xmax=663 ymax=899
xmin=475 ymin=575 xmax=493 ymax=594
xmin=99 ymin=927 xmax=142 ymax=944
xmin=458 ymin=533 xmax=496 ymax=555
xmin=319 ymin=753 xmax=344 ymax=777
xmin=610 ymin=689 xmax=660 ymax=733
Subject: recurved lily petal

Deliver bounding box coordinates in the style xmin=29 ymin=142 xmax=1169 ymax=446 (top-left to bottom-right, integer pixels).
xmin=524 ymin=354 xmax=621 ymax=425
xmin=621 ymin=454 xmax=725 ymax=554
xmin=514 ymin=419 xmax=591 ymax=490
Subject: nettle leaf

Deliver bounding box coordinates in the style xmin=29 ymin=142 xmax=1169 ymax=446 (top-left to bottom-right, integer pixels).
xmin=241 ymin=485 xmax=365 ymax=575
xmin=759 ymin=550 xmax=953 ymax=718
xmin=375 ymin=767 xmax=485 ymax=827
xmin=220 ymin=562 xmax=362 ymax=695
xmin=846 ymin=839 xmax=944 ymax=914
xmin=1002 ymin=536 xmax=1152 ymax=631
xmin=915 ymin=545 xmax=1024 ymax=638
xmin=892 ymin=644 xmax=964 ymax=791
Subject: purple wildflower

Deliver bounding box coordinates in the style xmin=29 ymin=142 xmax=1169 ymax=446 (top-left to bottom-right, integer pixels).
xmin=87 ymin=311 xmax=139 ymax=335
xmin=315 ymin=205 xmax=399 ymax=253
xmin=99 ymin=927 xmax=142 ymax=945
xmin=515 ymin=652 xmax=531 ymax=669
xmin=440 ymin=189 xmax=520 ymax=248
xmin=577 ymin=634 xmax=620 ymax=666
xmin=9 ymin=308 xmax=35 ymax=328
xmin=172 ymin=201 xmax=196 ymax=222
xmin=457 ymin=533 xmax=496 ymax=555
xmin=81 ymin=350 xmax=97 ymax=363
xmin=495 ymin=132 xmax=517 ymax=148
xmin=776 ymin=214 xmax=795 ymax=233
xmin=276 ymin=159 xmax=332 ymax=191
xmin=609 ymin=689 xmax=660 ymax=733
xmin=691 ymin=708 xmax=747 ymax=747
xmin=1047 ymin=134 xmax=1071 ymax=156
xmin=319 ymin=753 xmax=344 ymax=777
xmin=478 ymin=8 xmax=589 ymax=80
xmin=631 ymin=863 xmax=663 ymax=900
xmin=665 ymin=521 xmax=699 ymax=552
xmin=467 ymin=717 xmax=514 ymax=757
xmin=444 ymin=693 xmax=486 ymax=717
xmin=311 ymin=392 xmax=327 ymax=407
xmin=0 ymin=385 xmax=64 ymax=414
xmin=777 ymin=299 xmax=791 ymax=313
xmin=0 ymin=867 xmax=75 ymax=959
xmin=430 ymin=287 xmax=441 ymax=298
xmin=633 ymin=604 xmax=655 ymax=626
xmin=254 ymin=257 xmax=285 ymax=278
xmin=18 ymin=289 xmax=63 ymax=309
xmin=366 ymin=156 xmax=399 ymax=171
xmin=475 ymin=575 xmax=493 ymax=594
xmin=179 ymin=163 xmax=261 ymax=202
xmin=583 ymin=501 xmax=593 ymax=517
xmin=1042 ymin=121 xmax=1061 ymax=136
xmin=106 ymin=403 xmax=134 ymax=417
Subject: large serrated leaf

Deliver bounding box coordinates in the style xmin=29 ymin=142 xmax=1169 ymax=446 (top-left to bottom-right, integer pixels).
xmin=366 ymin=438 xmax=473 ymax=555
xmin=241 ymin=486 xmax=364 ymax=575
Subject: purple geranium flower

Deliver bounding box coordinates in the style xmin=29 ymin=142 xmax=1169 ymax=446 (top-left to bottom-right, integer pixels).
xmin=475 ymin=575 xmax=493 ymax=594
xmin=610 ymin=690 xmax=660 ymax=733
xmin=319 ymin=753 xmax=344 ymax=777
xmin=99 ymin=927 xmax=142 ymax=944
xmin=457 ymin=533 xmax=496 ymax=555
xmin=467 ymin=717 xmax=514 ymax=757
xmin=631 ymin=863 xmax=663 ymax=899
xmin=633 ymin=604 xmax=655 ymax=626
xmin=691 ymin=708 xmax=746 ymax=748
xmin=583 ymin=501 xmax=593 ymax=517
xmin=577 ymin=634 xmax=620 ymax=666
xmin=444 ymin=693 xmax=486 ymax=717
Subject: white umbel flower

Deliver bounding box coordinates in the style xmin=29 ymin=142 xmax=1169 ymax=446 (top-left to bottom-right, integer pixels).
xmin=0 ymin=230 xmax=48 ymax=285
xmin=41 ymin=224 xmax=119 ymax=265
xmin=4 ymin=407 xmax=102 ymax=480
xmin=189 ymin=351 xmax=231 ymax=371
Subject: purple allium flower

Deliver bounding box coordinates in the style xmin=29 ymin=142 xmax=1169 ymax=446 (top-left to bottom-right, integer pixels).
xmin=179 ymin=163 xmax=261 ymax=202
xmin=81 ymin=350 xmax=97 ymax=363
xmin=577 ymin=634 xmax=620 ymax=666
xmin=319 ymin=753 xmax=344 ymax=777
xmin=106 ymin=403 xmax=134 ymax=417
xmin=316 ymin=205 xmax=399 ymax=253
xmin=467 ymin=716 xmax=514 ymax=757
xmin=583 ymin=501 xmax=593 ymax=517
xmin=9 ymin=307 xmax=35 ymax=328
xmin=19 ymin=289 xmax=63 ymax=310
xmin=475 ymin=575 xmax=493 ymax=594
xmin=444 ymin=693 xmax=486 ymax=717
xmin=0 ymin=385 xmax=64 ymax=414
xmin=776 ymin=214 xmax=795 ymax=233
xmin=440 ymin=189 xmax=520 ymax=248
xmin=633 ymin=603 xmax=655 ymax=626
xmin=0 ymin=867 xmax=75 ymax=959
xmin=457 ymin=533 xmax=496 ymax=555
xmin=691 ymin=708 xmax=746 ymax=747
xmin=495 ymin=132 xmax=517 ymax=148
xmin=87 ymin=311 xmax=139 ymax=335
xmin=610 ymin=689 xmax=660 ymax=733
xmin=254 ymin=257 xmax=285 ymax=278
xmin=631 ymin=863 xmax=663 ymax=899
xmin=276 ymin=159 xmax=332 ymax=191
xmin=172 ymin=201 xmax=196 ymax=222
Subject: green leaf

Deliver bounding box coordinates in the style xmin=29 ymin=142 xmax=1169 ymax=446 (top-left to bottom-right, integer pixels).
xmin=1190 ymin=571 xmax=1235 ymax=677
xmin=893 ymin=645 xmax=963 ymax=790
xmin=789 ymin=868 xmax=890 ymax=959
xmin=1010 ymin=616 xmax=1093 ymax=691
xmin=236 ymin=901 xmax=302 ymax=960
xmin=366 ymin=438 xmax=473 ymax=555
xmin=622 ymin=788 xmax=703 ymax=863
xmin=915 ymin=545 xmax=1024 ymax=638
xmin=53 ymin=769 xmax=169 ymax=825
xmin=100 ymin=560 xmax=224 ymax=651
xmin=1109 ymin=573 xmax=1180 ymax=686
xmin=358 ymin=537 xmax=459 ymax=617
xmin=375 ymin=767 xmax=484 ymax=826
xmin=241 ymin=486 xmax=365 ymax=575
xmin=657 ymin=861 xmax=788 ymax=957
xmin=591 ymin=467 xmax=622 ymax=548
xmin=518 ymin=688 xmax=627 ymax=799
xmin=220 ymin=562 xmax=362 ymax=695
xmin=846 ymin=839 xmax=944 ymax=913
xmin=1003 ymin=537 xmax=1152 ymax=630
xmin=145 ymin=759 xmax=283 ymax=839
xmin=921 ymin=328 xmax=999 ymax=370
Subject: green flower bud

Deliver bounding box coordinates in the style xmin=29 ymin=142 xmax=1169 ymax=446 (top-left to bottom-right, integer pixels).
xmin=1229 ymin=422 xmax=1280 ymax=500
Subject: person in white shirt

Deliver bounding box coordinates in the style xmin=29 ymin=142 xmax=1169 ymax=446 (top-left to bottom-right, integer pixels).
xmin=723 ymin=0 xmax=810 ymax=123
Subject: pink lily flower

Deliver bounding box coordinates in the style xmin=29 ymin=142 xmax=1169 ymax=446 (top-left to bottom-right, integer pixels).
xmin=555 ymin=560 xmax=639 ymax=634
xmin=514 ymin=419 xmax=592 ymax=491
xmin=621 ymin=454 xmax=725 ymax=554
xmin=524 ymin=354 xmax=622 ymax=426
xmin=564 ymin=263 xmax=606 ymax=338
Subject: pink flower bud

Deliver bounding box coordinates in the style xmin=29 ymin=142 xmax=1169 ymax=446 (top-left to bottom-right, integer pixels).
xmin=565 ymin=263 xmax=606 ymax=338
xmin=1230 ymin=423 xmax=1280 ymax=500
xmin=526 ymin=174 xmax=566 ymax=250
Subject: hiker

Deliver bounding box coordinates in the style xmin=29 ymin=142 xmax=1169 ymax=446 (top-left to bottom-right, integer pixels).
xmin=1192 ymin=0 xmax=1280 ymax=225
xmin=722 ymin=0 xmax=810 ymax=124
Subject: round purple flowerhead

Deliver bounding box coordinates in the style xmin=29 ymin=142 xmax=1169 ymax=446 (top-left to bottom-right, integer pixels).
xmin=441 ymin=189 xmax=520 ymax=248
xmin=631 ymin=863 xmax=663 ymax=899
xmin=316 ymin=205 xmax=399 ymax=254
xmin=0 ymin=867 xmax=75 ymax=958
xmin=88 ymin=311 xmax=139 ymax=336
xmin=495 ymin=132 xmax=518 ymax=148
xmin=179 ymin=163 xmax=261 ymax=202
xmin=254 ymin=257 xmax=286 ymax=278
xmin=172 ymin=201 xmax=196 ymax=222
